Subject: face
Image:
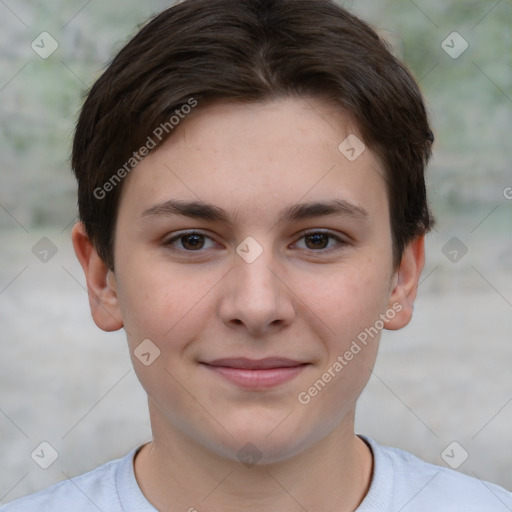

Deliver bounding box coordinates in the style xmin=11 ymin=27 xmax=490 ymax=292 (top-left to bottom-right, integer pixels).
xmin=75 ymin=97 xmax=423 ymax=464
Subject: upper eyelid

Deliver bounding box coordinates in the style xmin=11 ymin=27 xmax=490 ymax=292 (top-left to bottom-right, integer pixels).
xmin=165 ymin=230 xmax=219 ymax=244
xmin=294 ymin=228 xmax=344 ymax=239
xmin=167 ymin=230 xmax=208 ymax=238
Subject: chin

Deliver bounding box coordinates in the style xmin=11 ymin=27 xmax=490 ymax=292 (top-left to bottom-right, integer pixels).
xmin=205 ymin=413 xmax=317 ymax=466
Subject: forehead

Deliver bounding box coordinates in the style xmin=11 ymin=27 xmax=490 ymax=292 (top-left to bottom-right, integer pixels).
xmin=117 ymin=97 xmax=388 ymax=224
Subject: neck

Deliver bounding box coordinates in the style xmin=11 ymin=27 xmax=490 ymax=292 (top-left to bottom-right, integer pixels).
xmin=134 ymin=405 xmax=373 ymax=512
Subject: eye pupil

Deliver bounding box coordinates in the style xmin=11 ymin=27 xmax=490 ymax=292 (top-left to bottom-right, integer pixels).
xmin=182 ymin=234 xmax=204 ymax=250
xmin=305 ymin=233 xmax=329 ymax=249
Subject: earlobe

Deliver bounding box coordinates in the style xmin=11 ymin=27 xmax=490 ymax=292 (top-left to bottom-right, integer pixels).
xmin=71 ymin=222 xmax=124 ymax=332
xmin=384 ymin=235 xmax=425 ymax=331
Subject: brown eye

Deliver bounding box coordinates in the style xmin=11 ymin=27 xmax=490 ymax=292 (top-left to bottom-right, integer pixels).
xmin=180 ymin=233 xmax=205 ymax=250
xmin=294 ymin=231 xmax=346 ymax=253
xmin=304 ymin=232 xmax=330 ymax=250
xmin=165 ymin=231 xmax=217 ymax=252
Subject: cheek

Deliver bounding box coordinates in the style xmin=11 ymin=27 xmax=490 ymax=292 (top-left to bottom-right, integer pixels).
xmin=115 ymin=258 xmax=218 ymax=350
xmin=295 ymin=268 xmax=386 ymax=420
xmin=299 ymin=261 xmax=391 ymax=341
xmin=115 ymin=264 xmax=210 ymax=411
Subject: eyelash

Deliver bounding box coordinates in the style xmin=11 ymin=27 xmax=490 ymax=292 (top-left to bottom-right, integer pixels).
xmin=163 ymin=230 xmax=348 ymax=255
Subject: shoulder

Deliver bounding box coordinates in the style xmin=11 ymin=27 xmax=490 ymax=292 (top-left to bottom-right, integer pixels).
xmin=359 ymin=435 xmax=512 ymax=512
xmin=0 ymin=452 xmax=128 ymax=512
xmin=386 ymin=443 xmax=512 ymax=508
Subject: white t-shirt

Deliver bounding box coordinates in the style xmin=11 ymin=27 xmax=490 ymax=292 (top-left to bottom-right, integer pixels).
xmin=2 ymin=436 xmax=511 ymax=511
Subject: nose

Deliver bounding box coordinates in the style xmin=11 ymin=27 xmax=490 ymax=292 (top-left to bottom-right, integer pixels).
xmin=218 ymin=247 xmax=296 ymax=337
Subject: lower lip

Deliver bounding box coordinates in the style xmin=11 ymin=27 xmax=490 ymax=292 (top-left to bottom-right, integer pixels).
xmin=202 ymin=364 xmax=308 ymax=389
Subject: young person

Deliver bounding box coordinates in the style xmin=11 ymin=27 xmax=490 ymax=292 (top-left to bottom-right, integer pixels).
xmin=3 ymin=0 xmax=511 ymax=510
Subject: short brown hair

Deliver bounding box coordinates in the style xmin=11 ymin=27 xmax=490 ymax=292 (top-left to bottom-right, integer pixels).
xmin=72 ymin=0 xmax=434 ymax=270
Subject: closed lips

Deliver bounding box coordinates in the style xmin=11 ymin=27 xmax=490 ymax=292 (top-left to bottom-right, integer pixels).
xmin=200 ymin=357 xmax=310 ymax=389
xmin=202 ymin=358 xmax=308 ymax=369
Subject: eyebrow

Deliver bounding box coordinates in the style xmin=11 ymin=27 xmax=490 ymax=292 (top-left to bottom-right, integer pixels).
xmin=141 ymin=198 xmax=369 ymax=226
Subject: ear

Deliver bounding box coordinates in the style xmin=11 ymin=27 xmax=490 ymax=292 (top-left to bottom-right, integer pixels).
xmin=384 ymin=235 xmax=425 ymax=330
xmin=71 ymin=222 xmax=123 ymax=332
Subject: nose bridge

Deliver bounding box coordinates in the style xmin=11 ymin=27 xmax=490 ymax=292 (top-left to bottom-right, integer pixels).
xmin=233 ymin=244 xmax=281 ymax=306
xmin=218 ymin=239 xmax=294 ymax=333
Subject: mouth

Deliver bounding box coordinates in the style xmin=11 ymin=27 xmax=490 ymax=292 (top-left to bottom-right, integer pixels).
xmin=200 ymin=357 xmax=310 ymax=389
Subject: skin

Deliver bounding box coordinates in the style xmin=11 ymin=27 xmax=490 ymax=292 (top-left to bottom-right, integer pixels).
xmin=72 ymin=97 xmax=425 ymax=512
